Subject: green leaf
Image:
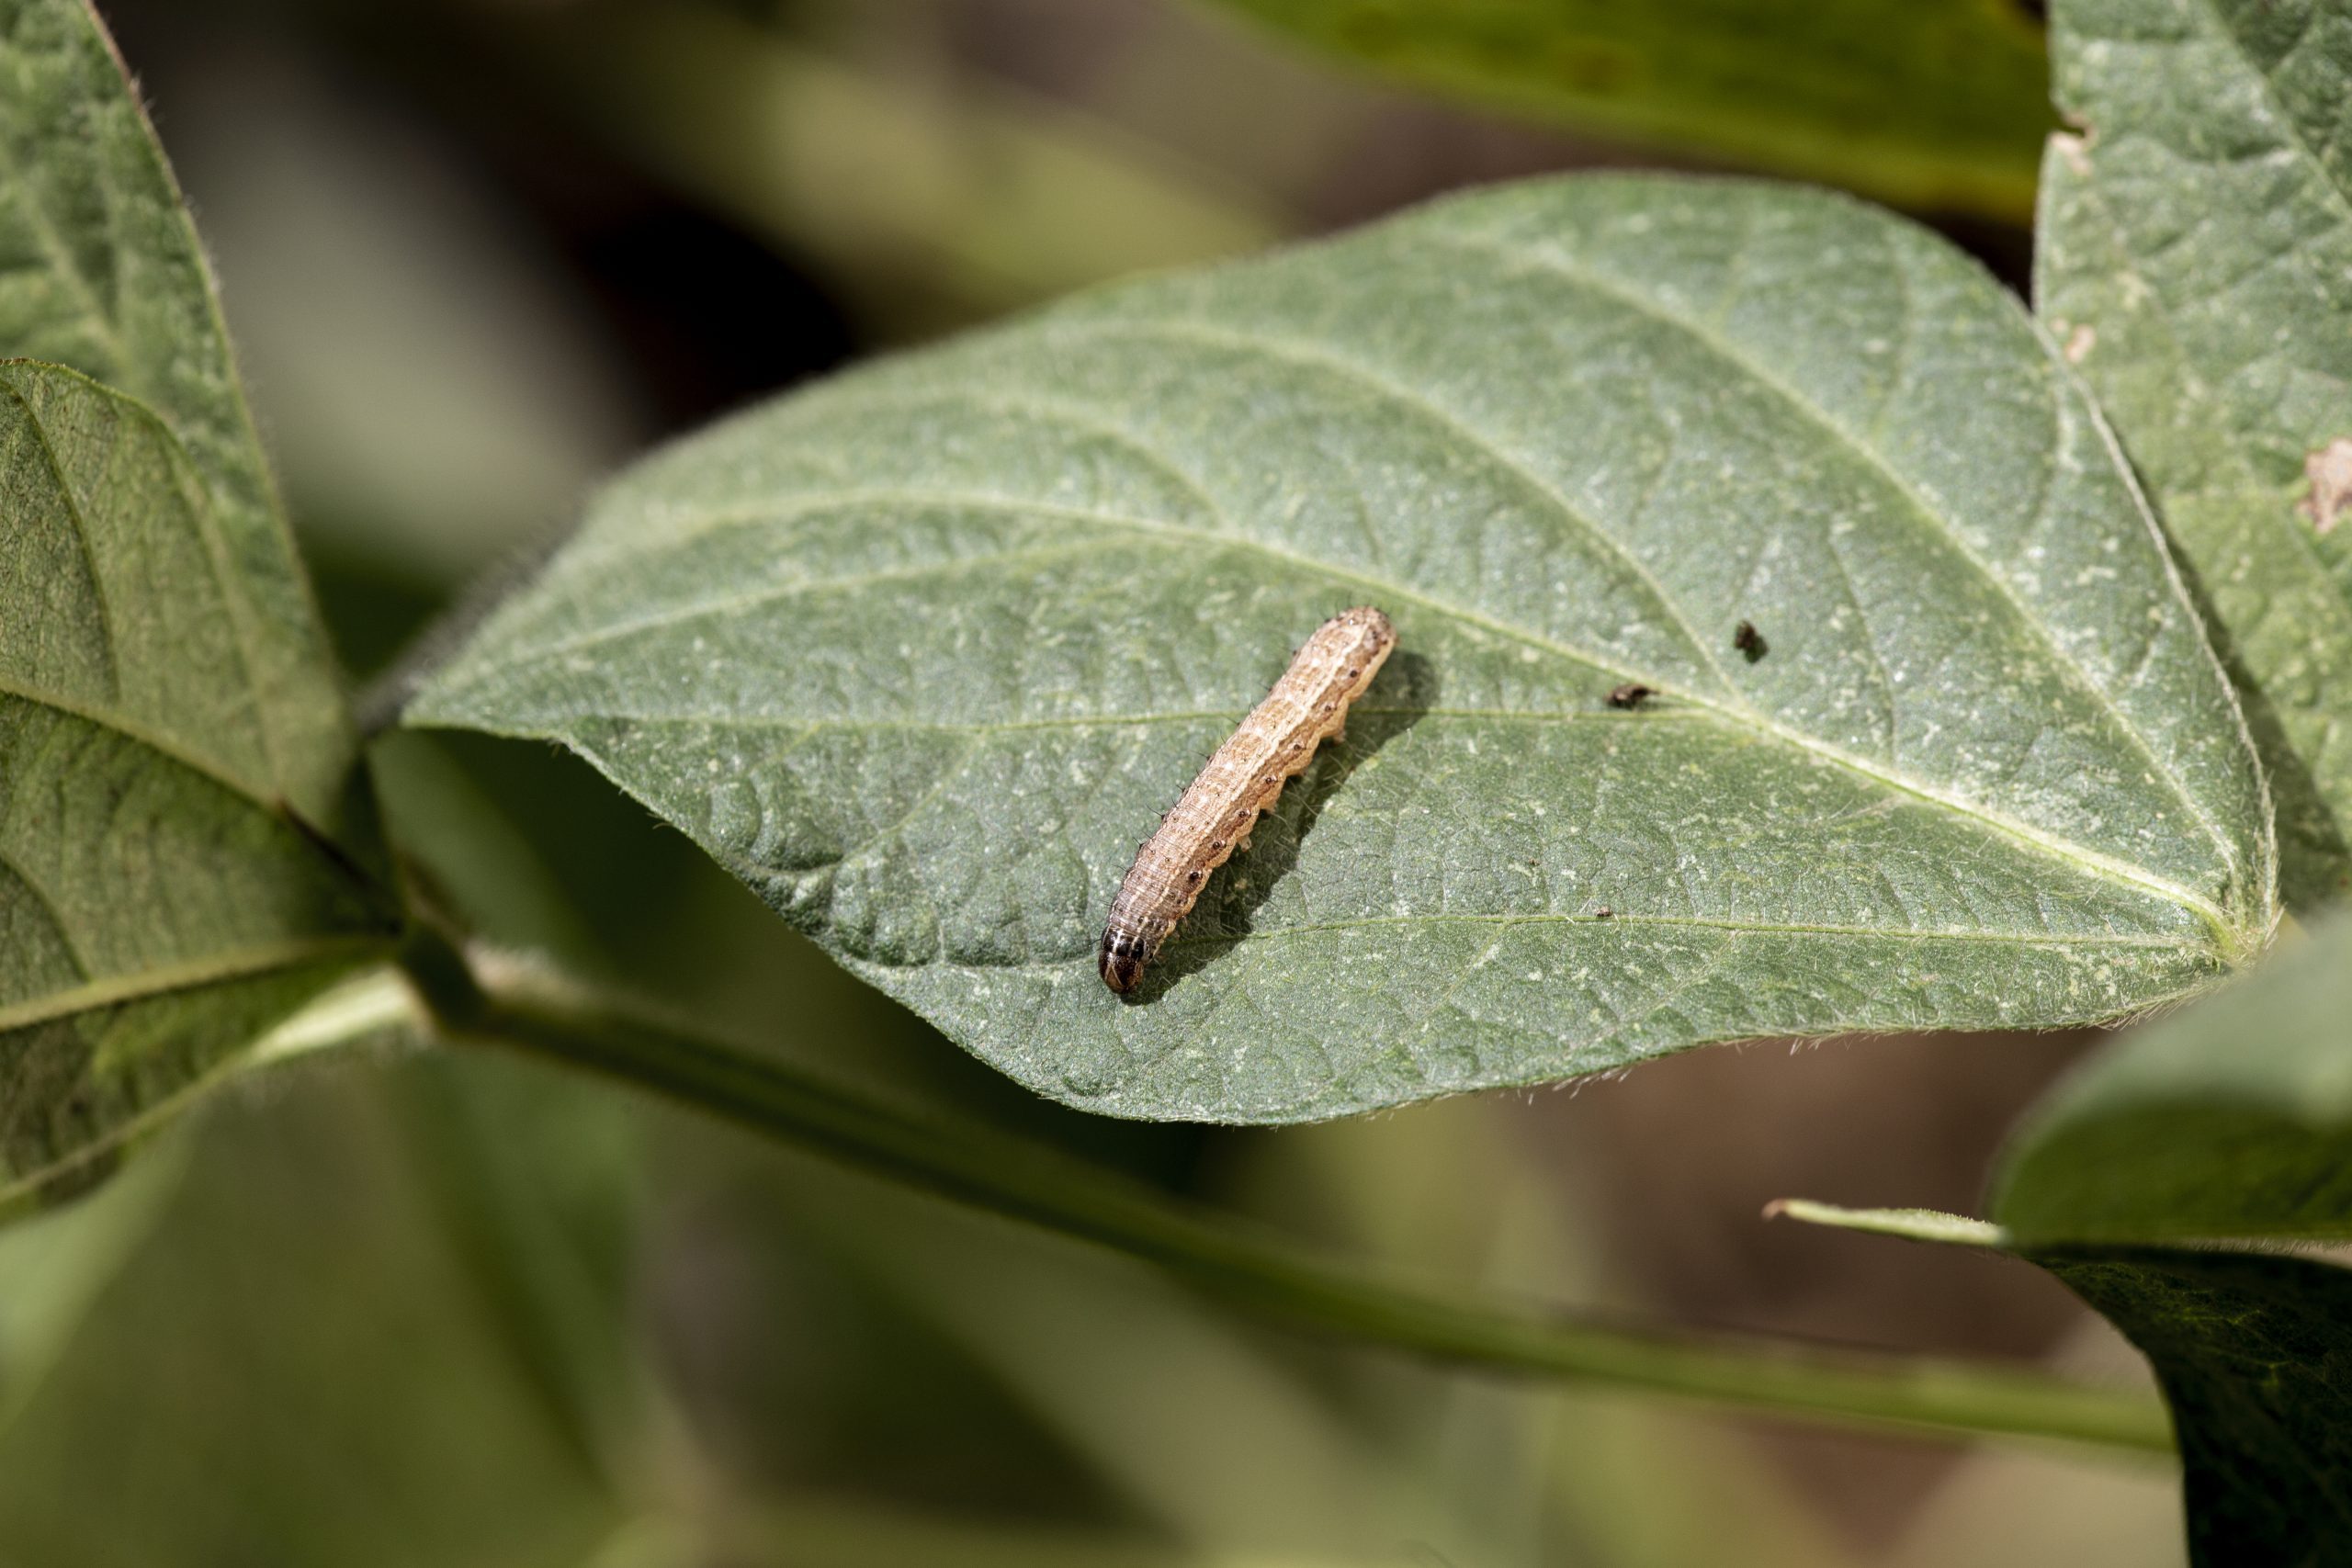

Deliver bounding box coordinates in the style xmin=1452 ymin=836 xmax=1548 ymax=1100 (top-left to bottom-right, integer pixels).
xmin=1993 ymin=911 xmax=2352 ymax=1244
xmin=0 ymin=1058 xmax=640 ymax=1567
xmin=0 ymin=0 xmax=396 ymax=1201
xmin=0 ymin=360 xmax=395 ymax=1200
xmin=2037 ymin=1248 xmax=2352 ymax=1568
xmin=1769 ymin=1213 xmax=2342 ymax=1561
xmin=1208 ymin=0 xmax=2052 ymax=220
xmin=412 ymin=175 xmax=2275 ymax=1123
xmin=2034 ymin=0 xmax=2352 ymax=908
xmin=0 ymin=1118 xmax=187 ymax=1429
xmin=0 ymin=0 xmax=362 ymax=838
xmin=1773 ymin=1201 xmax=2352 ymax=1567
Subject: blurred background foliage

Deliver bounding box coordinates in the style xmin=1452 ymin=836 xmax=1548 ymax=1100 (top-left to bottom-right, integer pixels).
xmin=2 ymin=0 xmax=2185 ymax=1562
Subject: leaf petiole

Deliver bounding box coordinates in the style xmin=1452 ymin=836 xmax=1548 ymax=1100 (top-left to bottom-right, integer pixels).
xmin=391 ymin=930 xmax=2176 ymax=1460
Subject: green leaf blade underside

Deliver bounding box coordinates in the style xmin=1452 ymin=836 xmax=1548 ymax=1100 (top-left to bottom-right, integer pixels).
xmin=413 ymin=175 xmax=2274 ymax=1123
xmin=1773 ymin=1201 xmax=2352 ymax=1566
xmin=2031 ymin=1250 xmax=2352 ymax=1568
xmin=1993 ymin=910 xmax=2352 ymax=1245
xmin=1208 ymin=0 xmax=2052 ymax=220
xmin=0 ymin=0 xmax=356 ymax=837
xmin=0 ymin=361 xmax=394 ymax=1199
xmin=2036 ymin=0 xmax=2352 ymax=908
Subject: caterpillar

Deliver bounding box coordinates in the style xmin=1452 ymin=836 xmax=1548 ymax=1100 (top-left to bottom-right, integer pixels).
xmin=1099 ymin=606 xmax=1396 ymax=994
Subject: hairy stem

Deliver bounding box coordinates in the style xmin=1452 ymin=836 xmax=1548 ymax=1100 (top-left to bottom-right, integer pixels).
xmin=394 ymin=933 xmax=2174 ymax=1459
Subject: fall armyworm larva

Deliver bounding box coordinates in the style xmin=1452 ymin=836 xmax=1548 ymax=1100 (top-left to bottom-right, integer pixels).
xmin=1099 ymin=606 xmax=1396 ymax=994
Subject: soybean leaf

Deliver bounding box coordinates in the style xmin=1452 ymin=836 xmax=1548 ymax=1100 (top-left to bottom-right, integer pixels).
xmin=412 ymin=175 xmax=2274 ymax=1123
xmin=0 ymin=1059 xmax=641 ymax=1566
xmin=0 ymin=361 xmax=395 ymax=1200
xmin=0 ymin=0 xmax=363 ymax=839
xmin=1207 ymin=0 xmax=2052 ymax=220
xmin=0 ymin=0 xmax=395 ymax=1201
xmin=2033 ymin=1249 xmax=2352 ymax=1568
xmin=1777 ymin=1202 xmax=2352 ymax=1567
xmin=1992 ymin=911 xmax=2352 ymax=1244
xmin=0 ymin=1119 xmax=186 ymax=1431
xmin=2035 ymin=0 xmax=2352 ymax=908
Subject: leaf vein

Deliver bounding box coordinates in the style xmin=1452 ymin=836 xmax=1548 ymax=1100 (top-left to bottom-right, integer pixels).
xmin=1425 ymin=226 xmax=2249 ymax=906
xmin=0 ymin=936 xmax=383 ymax=1034
xmin=0 ymin=672 xmax=280 ymax=813
xmin=1040 ymin=314 xmax=1748 ymax=705
xmin=461 ymin=482 xmax=2230 ymax=928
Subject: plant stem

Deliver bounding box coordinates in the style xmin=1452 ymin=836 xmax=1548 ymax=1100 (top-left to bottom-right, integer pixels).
xmin=397 ymin=934 xmax=2175 ymax=1460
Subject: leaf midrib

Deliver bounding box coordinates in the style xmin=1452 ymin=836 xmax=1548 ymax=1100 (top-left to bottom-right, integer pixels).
xmin=712 ymin=815 xmax=2209 ymax=970
xmin=458 ymin=479 xmax=2235 ymax=939
xmin=829 ymin=911 xmax=2219 ymax=970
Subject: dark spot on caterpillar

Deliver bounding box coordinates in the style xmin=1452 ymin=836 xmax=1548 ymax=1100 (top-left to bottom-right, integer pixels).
xmin=1732 ymin=620 xmax=1767 ymax=662
xmin=1186 ymin=869 xmax=1204 ymax=884
xmin=1606 ymin=683 xmax=1654 ymax=710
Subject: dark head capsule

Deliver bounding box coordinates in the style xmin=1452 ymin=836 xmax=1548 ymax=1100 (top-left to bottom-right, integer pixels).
xmin=1099 ymin=929 xmax=1150 ymax=994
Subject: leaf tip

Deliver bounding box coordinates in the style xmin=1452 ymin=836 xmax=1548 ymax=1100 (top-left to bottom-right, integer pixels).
xmin=1766 ymin=1200 xmax=2010 ymax=1249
